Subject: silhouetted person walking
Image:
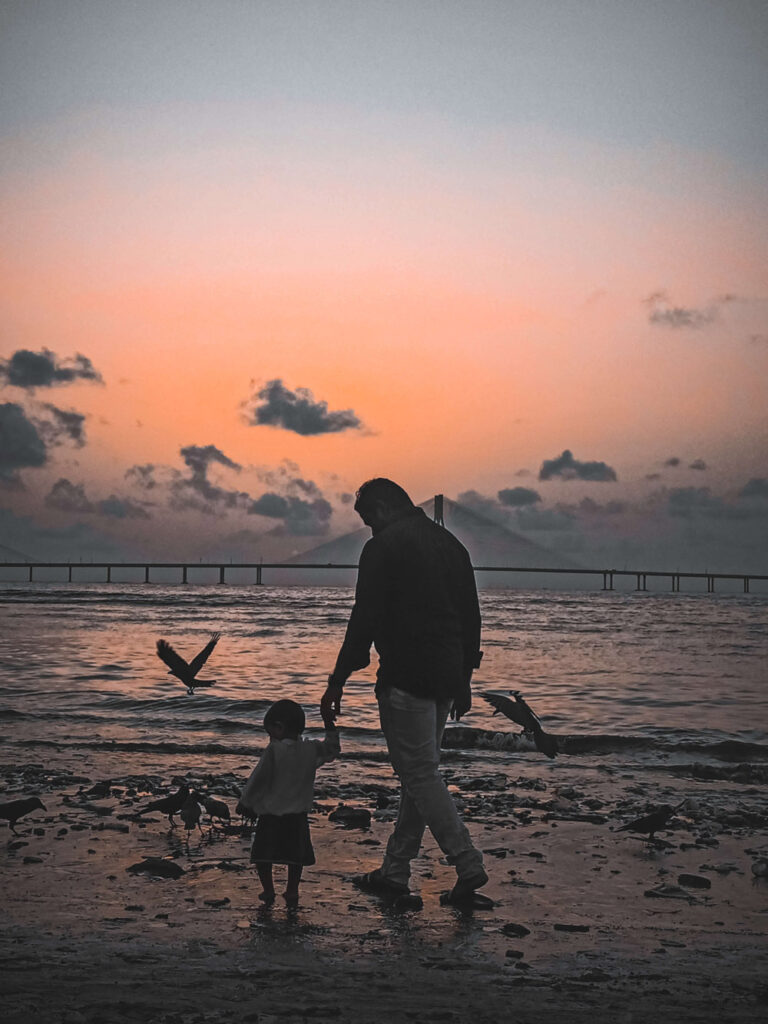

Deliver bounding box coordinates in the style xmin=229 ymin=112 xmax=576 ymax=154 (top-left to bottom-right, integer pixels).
xmin=321 ymin=478 xmax=487 ymax=903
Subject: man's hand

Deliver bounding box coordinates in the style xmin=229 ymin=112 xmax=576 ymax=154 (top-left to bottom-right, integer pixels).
xmin=450 ymin=685 xmax=472 ymax=721
xmin=321 ymin=680 xmax=344 ymax=724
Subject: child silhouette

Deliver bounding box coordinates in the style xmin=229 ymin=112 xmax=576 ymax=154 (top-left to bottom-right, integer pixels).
xmin=238 ymin=698 xmax=339 ymax=907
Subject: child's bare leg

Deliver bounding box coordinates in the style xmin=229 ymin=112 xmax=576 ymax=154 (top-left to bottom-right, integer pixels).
xmin=284 ymin=864 xmax=302 ymax=905
xmin=256 ymin=862 xmax=275 ymax=904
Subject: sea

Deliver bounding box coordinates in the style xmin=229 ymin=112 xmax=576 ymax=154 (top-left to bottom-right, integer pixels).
xmin=1 ymin=583 xmax=766 ymax=789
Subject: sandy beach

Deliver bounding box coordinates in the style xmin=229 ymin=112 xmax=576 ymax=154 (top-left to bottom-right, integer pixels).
xmin=2 ymin=746 xmax=767 ymax=1024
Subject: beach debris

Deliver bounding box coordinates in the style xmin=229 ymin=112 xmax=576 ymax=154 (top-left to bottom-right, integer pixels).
xmin=501 ymin=922 xmax=531 ymax=937
xmin=137 ymin=784 xmax=190 ymax=827
xmin=553 ymin=922 xmax=590 ymax=932
xmin=644 ymin=883 xmax=700 ymax=901
xmin=480 ymin=691 xmax=559 ymax=758
xmin=0 ymin=796 xmax=46 ymax=835
xmin=615 ymin=802 xmax=681 ymax=842
xmin=505 ymin=949 xmax=525 ymax=959
xmin=751 ymin=857 xmax=768 ymax=878
xmin=328 ymin=805 xmax=371 ymax=828
xmin=677 ymin=873 xmax=711 ymax=889
xmin=126 ymin=856 xmax=186 ymax=879
xmin=155 ymin=632 xmax=220 ymax=694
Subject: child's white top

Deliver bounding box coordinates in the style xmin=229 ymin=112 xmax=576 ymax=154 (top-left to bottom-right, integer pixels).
xmin=239 ymin=729 xmax=340 ymax=816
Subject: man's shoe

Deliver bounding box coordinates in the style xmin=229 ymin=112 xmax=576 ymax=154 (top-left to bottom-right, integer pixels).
xmin=353 ymin=868 xmax=410 ymax=897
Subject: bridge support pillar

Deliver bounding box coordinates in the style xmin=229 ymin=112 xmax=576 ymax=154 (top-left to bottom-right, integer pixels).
xmin=256 ymin=564 xmax=263 ymax=585
xmin=106 ymin=565 xmax=111 ymax=583
xmin=602 ymin=571 xmax=614 ymax=590
xmin=219 ymin=566 xmax=225 ymax=584
xmin=182 ymin=566 xmax=188 ymax=584
xmin=29 ymin=564 xmax=33 ymax=582
xmin=145 ymin=565 xmax=150 ymax=583
xmin=744 ymin=577 xmax=750 ymax=593
xmin=68 ymin=565 xmax=72 ymax=582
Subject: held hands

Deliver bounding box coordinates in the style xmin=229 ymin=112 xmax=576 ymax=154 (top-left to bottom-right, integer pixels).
xmin=321 ymin=678 xmax=344 ymax=726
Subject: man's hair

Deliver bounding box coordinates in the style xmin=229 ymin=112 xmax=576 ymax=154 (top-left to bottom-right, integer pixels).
xmin=264 ymin=698 xmax=305 ymax=735
xmin=354 ymin=478 xmax=414 ymax=517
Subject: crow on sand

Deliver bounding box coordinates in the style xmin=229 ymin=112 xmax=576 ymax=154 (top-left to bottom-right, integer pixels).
xmin=199 ymin=794 xmax=231 ymax=826
xmin=0 ymin=796 xmax=46 ymax=834
xmin=616 ymin=803 xmax=683 ymax=842
xmin=156 ymin=632 xmax=221 ymax=694
xmin=481 ymin=690 xmax=559 ymax=759
xmin=137 ymin=784 xmax=190 ymax=827
xmin=180 ymin=792 xmax=203 ymax=836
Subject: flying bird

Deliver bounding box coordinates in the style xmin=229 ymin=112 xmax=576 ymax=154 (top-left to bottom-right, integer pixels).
xmin=615 ymin=803 xmax=682 ymax=841
xmin=137 ymin=784 xmax=190 ymax=827
xmin=0 ymin=796 xmax=46 ymax=834
xmin=481 ymin=690 xmax=559 ymax=759
xmin=156 ymin=632 xmax=221 ymax=694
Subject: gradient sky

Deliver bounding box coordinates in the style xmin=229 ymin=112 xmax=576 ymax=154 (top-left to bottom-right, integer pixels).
xmin=1 ymin=1 xmax=767 ymax=571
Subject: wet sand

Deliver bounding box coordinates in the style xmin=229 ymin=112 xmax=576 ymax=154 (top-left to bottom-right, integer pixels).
xmin=2 ymin=754 xmax=767 ymax=1023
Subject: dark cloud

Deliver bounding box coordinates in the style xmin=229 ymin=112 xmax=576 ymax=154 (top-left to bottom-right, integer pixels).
xmin=644 ymin=291 xmax=717 ymax=329
xmin=97 ymin=495 xmax=151 ymax=520
xmin=457 ymin=489 xmax=503 ymax=520
xmin=0 ymin=348 xmax=103 ymax=389
xmin=749 ymin=334 xmax=768 ymax=346
xmin=0 ymin=402 xmax=47 ymax=481
xmin=35 ymin=404 xmax=87 ymax=448
xmin=497 ymin=486 xmax=541 ymax=507
xmin=645 ymin=472 xmax=661 ymax=480
xmin=244 ymin=379 xmax=363 ymax=435
xmin=46 ymin=478 xmax=94 ymax=513
xmin=125 ymin=464 xmax=159 ymax=490
xmin=688 ymin=459 xmax=707 ymax=471
xmin=170 ymin=444 xmax=249 ymax=513
xmin=538 ymin=449 xmax=617 ymax=482
xmin=45 ymin=478 xmax=152 ymax=520
xmin=664 ymin=457 xmax=681 ymax=467
xmin=739 ymin=478 xmax=768 ymax=499
xmin=248 ymin=493 xmax=333 ymax=536
xmin=514 ymin=506 xmax=577 ymax=531
xmin=575 ymin=497 xmax=627 ymax=516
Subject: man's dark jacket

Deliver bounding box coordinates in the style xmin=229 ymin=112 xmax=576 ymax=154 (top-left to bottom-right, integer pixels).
xmin=331 ymin=507 xmax=482 ymax=699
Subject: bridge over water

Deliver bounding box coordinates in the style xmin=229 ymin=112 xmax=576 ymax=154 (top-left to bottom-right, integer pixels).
xmin=0 ymin=561 xmax=765 ymax=593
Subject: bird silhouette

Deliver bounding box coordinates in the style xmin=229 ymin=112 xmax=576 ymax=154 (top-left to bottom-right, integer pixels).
xmin=180 ymin=792 xmax=203 ymax=835
xmin=156 ymin=632 xmax=220 ymax=694
xmin=616 ymin=803 xmax=682 ymax=841
xmin=137 ymin=784 xmax=190 ymax=826
xmin=481 ymin=690 xmax=559 ymax=758
xmin=0 ymin=796 xmax=46 ymax=835
xmin=199 ymin=795 xmax=231 ymax=825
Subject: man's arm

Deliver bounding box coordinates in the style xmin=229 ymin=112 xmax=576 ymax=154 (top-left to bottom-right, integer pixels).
xmin=451 ymin=546 xmax=483 ymax=721
xmin=321 ymin=539 xmax=381 ymax=722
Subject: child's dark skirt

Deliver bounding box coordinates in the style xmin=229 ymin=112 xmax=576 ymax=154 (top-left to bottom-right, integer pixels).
xmin=250 ymin=812 xmax=315 ymax=866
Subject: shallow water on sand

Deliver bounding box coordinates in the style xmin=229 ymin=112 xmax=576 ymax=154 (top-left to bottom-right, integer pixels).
xmin=0 ymin=584 xmax=766 ymax=781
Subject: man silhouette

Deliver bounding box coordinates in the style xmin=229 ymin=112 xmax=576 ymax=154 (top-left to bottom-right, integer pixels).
xmin=321 ymin=478 xmax=487 ymax=903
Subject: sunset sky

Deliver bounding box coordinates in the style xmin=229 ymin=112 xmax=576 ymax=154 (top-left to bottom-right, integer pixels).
xmin=1 ymin=1 xmax=767 ymax=572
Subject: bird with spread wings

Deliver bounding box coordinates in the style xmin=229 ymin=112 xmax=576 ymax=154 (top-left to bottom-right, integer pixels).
xmin=156 ymin=632 xmax=221 ymax=694
xmin=481 ymin=690 xmax=559 ymax=759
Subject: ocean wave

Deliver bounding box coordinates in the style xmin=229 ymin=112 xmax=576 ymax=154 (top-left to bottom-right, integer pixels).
xmin=442 ymin=726 xmax=768 ymax=762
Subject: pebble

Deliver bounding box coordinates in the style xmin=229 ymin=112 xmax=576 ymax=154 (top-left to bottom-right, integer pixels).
xmin=204 ymin=898 xmax=230 ymax=907
xmin=505 ymin=949 xmax=524 ymax=959
xmin=126 ymin=857 xmax=186 ymax=879
xmin=501 ymin=923 xmax=530 ymax=938
xmin=553 ymin=923 xmax=590 ymax=932
xmin=328 ymin=805 xmax=372 ymax=828
xmin=678 ymin=873 xmax=711 ymax=889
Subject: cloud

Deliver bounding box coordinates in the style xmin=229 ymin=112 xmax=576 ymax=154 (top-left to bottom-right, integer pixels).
xmin=749 ymin=334 xmax=768 ymax=346
xmin=34 ymin=404 xmax=87 ymax=448
xmin=125 ymin=464 xmax=159 ymax=490
xmin=664 ymin=457 xmax=681 ymax=467
xmin=688 ymin=459 xmax=707 ymax=471
xmin=97 ymin=495 xmax=151 ymax=519
xmin=575 ymin=497 xmax=627 ymax=516
xmin=538 ymin=449 xmax=617 ymax=482
xmin=645 ymin=473 xmax=661 ymax=480
xmin=45 ymin=478 xmax=152 ymax=519
xmin=497 ymin=486 xmax=541 ymax=507
xmin=514 ymin=505 xmax=577 ymax=531
xmin=0 ymin=348 xmax=103 ymax=389
xmin=46 ymin=478 xmax=94 ymax=513
xmin=0 ymin=402 xmax=47 ymax=481
xmin=244 ymin=379 xmax=363 ymax=435
xmin=739 ymin=478 xmax=768 ymax=500
xmin=248 ymin=493 xmax=333 ymax=536
xmin=170 ymin=444 xmax=249 ymax=513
